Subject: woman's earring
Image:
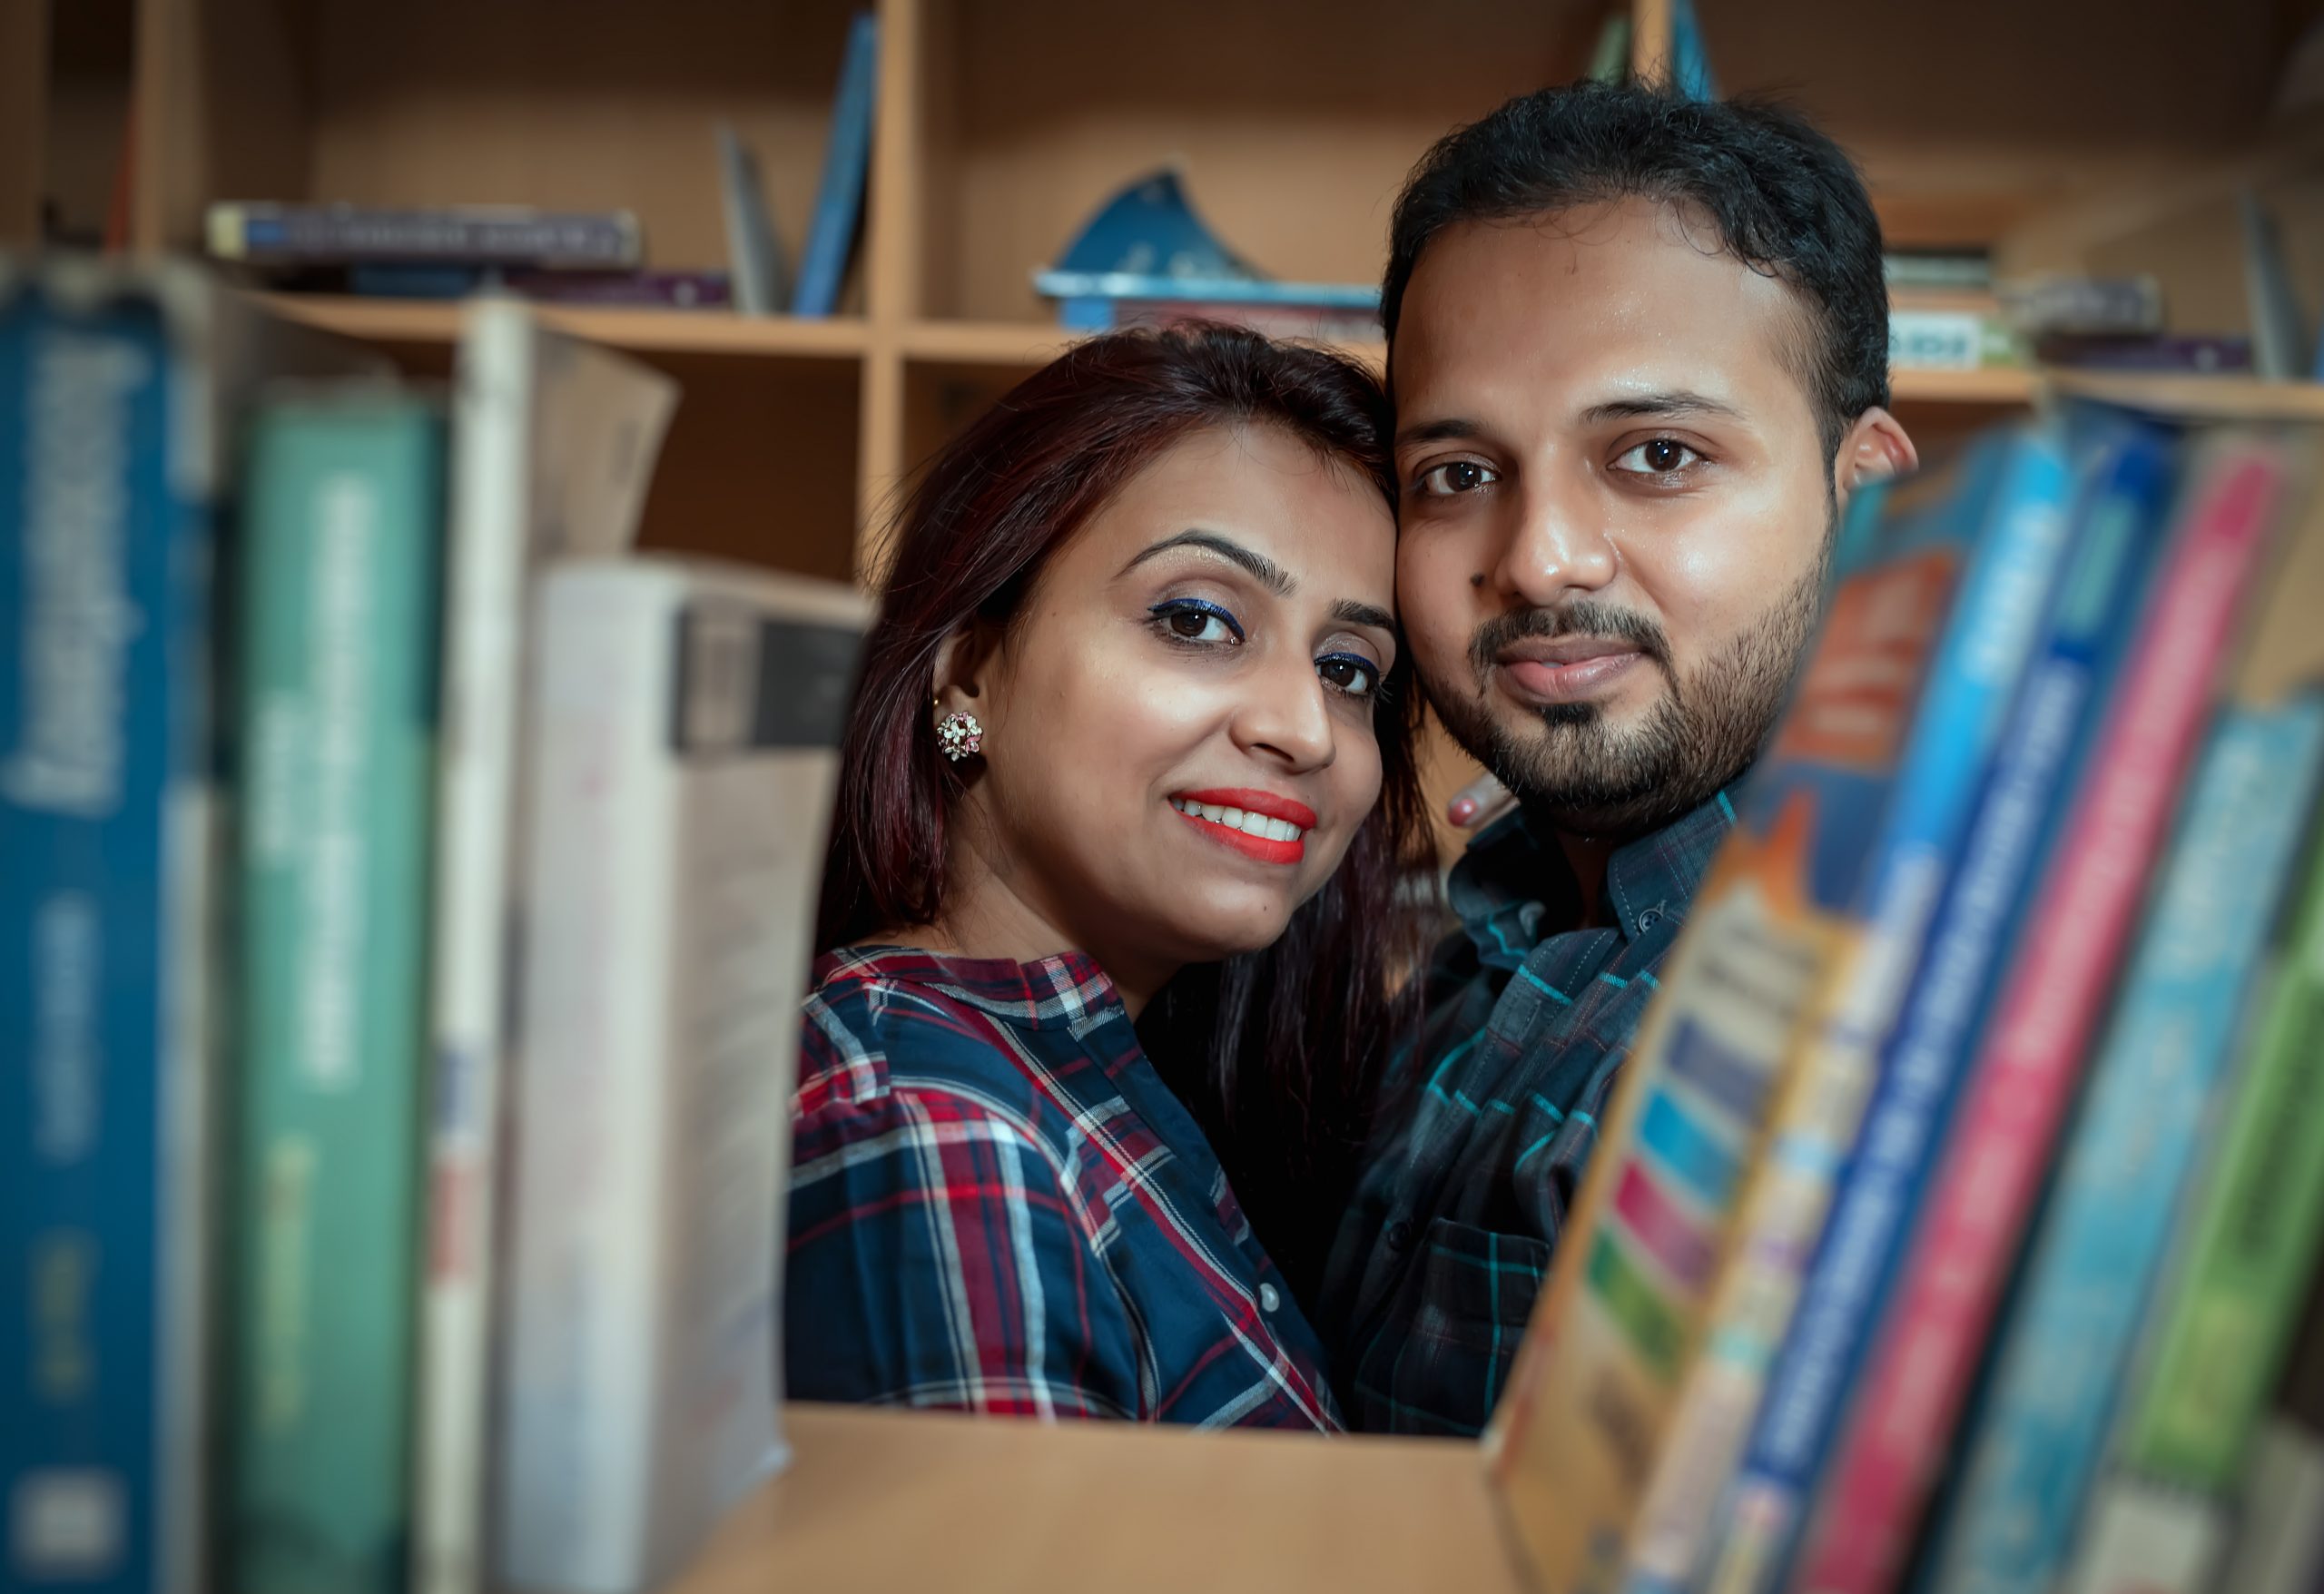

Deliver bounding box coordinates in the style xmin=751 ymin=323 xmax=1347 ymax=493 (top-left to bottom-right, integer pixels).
xmin=935 ymin=708 xmax=985 ymax=763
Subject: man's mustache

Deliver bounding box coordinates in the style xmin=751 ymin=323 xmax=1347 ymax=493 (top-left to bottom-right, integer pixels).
xmin=1468 ymin=601 xmax=1676 ymax=678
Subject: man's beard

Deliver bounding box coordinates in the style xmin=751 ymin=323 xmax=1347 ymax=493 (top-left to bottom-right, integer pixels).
xmin=1433 ymin=559 xmax=1827 ymax=840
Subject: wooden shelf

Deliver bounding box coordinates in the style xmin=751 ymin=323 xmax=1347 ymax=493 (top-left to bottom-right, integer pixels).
xmin=663 ymin=1404 xmax=1521 ymax=1594
xmin=899 ymin=319 xmax=1388 ymax=373
xmin=261 ymin=294 xmax=871 ymax=360
xmin=1893 ymin=367 xmax=2039 ymax=407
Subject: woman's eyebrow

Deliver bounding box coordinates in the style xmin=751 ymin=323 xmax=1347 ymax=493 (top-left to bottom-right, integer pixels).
xmin=1332 ymin=599 xmax=1394 ymax=632
xmin=1119 ymin=529 xmax=1293 ymax=595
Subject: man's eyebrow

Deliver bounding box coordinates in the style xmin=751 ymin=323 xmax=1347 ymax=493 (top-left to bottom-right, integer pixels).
xmin=1119 ymin=529 xmax=1292 ymax=595
xmin=1331 ymin=599 xmax=1395 ymax=633
xmin=1393 ymin=416 xmax=1485 ymax=450
xmin=1580 ymin=390 xmax=1748 ymax=426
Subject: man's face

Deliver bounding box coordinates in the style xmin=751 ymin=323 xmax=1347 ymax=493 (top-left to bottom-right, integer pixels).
xmin=1392 ymin=197 xmax=1858 ymax=838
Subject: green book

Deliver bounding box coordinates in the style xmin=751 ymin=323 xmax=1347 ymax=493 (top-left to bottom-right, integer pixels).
xmin=230 ymin=389 xmax=444 ymax=1594
xmin=2069 ymin=801 xmax=2324 ymax=1594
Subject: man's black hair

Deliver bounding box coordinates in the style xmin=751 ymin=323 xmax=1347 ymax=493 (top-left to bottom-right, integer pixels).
xmin=1383 ymin=80 xmax=1890 ymax=462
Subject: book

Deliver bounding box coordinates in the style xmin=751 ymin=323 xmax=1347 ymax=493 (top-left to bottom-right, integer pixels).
xmin=411 ymin=303 xmax=676 ymax=1594
xmin=1687 ymin=418 xmax=2179 ymax=1594
xmin=1786 ymin=428 xmax=2306 ymax=1594
xmin=1995 ymin=275 xmax=2163 ymax=338
xmin=1485 ymin=433 xmax=2058 ymax=1594
xmin=1619 ymin=425 xmax=2082 ymax=1594
xmin=226 ymin=390 xmax=445 ymax=1594
xmin=2065 ymin=710 xmax=2324 ymax=1594
xmin=790 ymin=11 xmax=880 ymax=318
xmin=1926 ymin=692 xmax=2324 ymax=1594
xmin=2034 ymin=334 xmax=2253 ymax=375
xmin=496 ymin=557 xmax=868 ymax=1594
xmin=2240 ymin=189 xmax=2307 ymax=381
xmin=1670 ymin=0 xmax=1718 ymax=100
xmin=338 ymin=266 xmax=733 ymax=308
xmin=205 ymin=204 xmax=644 ymax=271
xmin=1889 ymin=291 xmax=2024 ymax=372
xmin=2208 ymin=1269 xmax=2324 ymax=1594
xmin=716 ymin=123 xmax=790 ymax=318
xmin=1 ymin=258 xmax=378 ymax=1594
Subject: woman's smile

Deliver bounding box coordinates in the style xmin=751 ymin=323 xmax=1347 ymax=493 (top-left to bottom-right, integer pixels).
xmin=1168 ymin=786 xmax=1319 ymax=865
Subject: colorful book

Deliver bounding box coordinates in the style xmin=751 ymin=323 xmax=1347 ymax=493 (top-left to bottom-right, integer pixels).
xmin=1927 ymin=693 xmax=2324 ymax=1594
xmin=205 ymin=204 xmax=643 ymax=271
xmin=226 ymin=391 xmax=444 ymax=1594
xmin=717 ymin=122 xmax=790 ymax=317
xmin=2065 ymin=738 xmax=2324 ymax=1594
xmin=1786 ymin=428 xmax=2303 ymax=1594
xmin=496 ymin=558 xmax=867 ymax=1593
xmin=1890 ymin=293 xmax=2025 ymax=371
xmin=1485 ymin=433 xmax=2057 ymax=1594
xmin=1620 ymin=426 xmax=2081 ymax=1594
xmin=411 ymin=303 xmax=675 ymax=1594
xmin=1 ymin=259 xmax=375 ymax=1594
xmin=1689 ymin=418 xmax=2179 ymax=1594
xmin=2207 ymin=1267 xmax=2324 ymax=1594
xmin=790 ymin=11 xmax=880 ymax=318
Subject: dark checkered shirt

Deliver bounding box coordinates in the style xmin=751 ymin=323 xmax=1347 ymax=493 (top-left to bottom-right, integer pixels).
xmin=1317 ymin=792 xmax=1735 ymax=1435
xmin=785 ymin=947 xmax=1341 ymax=1429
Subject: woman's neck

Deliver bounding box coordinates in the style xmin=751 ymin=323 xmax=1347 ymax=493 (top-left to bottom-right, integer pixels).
xmin=888 ymin=837 xmax=1176 ymax=1017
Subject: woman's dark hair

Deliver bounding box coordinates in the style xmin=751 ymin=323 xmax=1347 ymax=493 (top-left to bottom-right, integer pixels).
xmin=1383 ymin=79 xmax=1890 ymax=462
xmin=820 ymin=323 xmax=1435 ymax=1294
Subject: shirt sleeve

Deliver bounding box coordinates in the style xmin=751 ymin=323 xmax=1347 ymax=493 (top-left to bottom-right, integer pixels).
xmin=785 ymin=1077 xmax=1145 ymax=1420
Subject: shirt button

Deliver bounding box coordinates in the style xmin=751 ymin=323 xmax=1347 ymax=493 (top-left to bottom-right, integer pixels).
xmin=1638 ymin=906 xmax=1663 ymax=931
xmin=1385 ymin=1220 xmax=1413 ymax=1252
xmin=1259 ymin=1283 xmax=1281 ymax=1314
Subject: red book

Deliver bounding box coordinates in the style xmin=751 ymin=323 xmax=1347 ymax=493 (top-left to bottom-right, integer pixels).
xmin=1792 ymin=434 xmax=2296 ymax=1594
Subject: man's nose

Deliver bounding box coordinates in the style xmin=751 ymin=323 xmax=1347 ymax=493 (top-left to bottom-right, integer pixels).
xmin=1491 ymin=475 xmax=1620 ymax=606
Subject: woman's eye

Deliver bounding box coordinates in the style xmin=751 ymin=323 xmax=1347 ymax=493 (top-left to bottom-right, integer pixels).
xmin=1149 ymin=599 xmax=1244 ymax=646
xmin=1611 ymin=438 xmax=1704 ymax=477
xmin=1415 ymin=459 xmax=1499 ymax=497
xmin=1317 ymin=654 xmax=1377 ymax=698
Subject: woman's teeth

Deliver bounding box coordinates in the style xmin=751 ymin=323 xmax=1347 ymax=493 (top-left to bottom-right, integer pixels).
xmin=1169 ymin=797 xmax=1306 ymax=843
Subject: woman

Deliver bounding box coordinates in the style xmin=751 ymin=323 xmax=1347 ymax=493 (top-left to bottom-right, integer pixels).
xmin=787 ymin=325 xmax=1432 ymax=1429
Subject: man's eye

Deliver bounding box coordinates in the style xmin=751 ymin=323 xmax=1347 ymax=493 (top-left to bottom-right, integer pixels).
xmin=1416 ymin=460 xmax=1500 ymax=497
xmin=1611 ymin=438 xmax=1703 ymax=477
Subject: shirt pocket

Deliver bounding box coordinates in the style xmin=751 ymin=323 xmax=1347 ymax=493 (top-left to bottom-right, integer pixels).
xmin=1354 ymin=1216 xmax=1551 ymax=1436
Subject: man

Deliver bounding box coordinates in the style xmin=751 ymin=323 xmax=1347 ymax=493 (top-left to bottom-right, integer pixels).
xmin=1320 ymin=81 xmax=1918 ymax=1435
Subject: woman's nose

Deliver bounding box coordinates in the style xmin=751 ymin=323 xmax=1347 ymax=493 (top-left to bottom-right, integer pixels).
xmin=1231 ymin=651 xmax=1336 ymax=772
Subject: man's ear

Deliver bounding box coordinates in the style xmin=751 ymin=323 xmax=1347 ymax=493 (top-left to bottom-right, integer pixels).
xmin=1832 ymin=405 xmax=1920 ymax=521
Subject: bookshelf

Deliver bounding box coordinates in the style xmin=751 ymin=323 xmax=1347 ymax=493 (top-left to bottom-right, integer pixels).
xmin=98 ymin=0 xmax=2309 ymax=585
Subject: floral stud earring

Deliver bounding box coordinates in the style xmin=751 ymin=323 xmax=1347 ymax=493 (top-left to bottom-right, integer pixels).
xmin=935 ymin=706 xmax=984 ymax=763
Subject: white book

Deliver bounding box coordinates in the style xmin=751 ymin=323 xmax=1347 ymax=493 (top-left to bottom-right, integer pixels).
xmin=414 ymin=302 xmax=676 ymax=1594
xmin=497 ymin=557 xmax=868 ymax=1594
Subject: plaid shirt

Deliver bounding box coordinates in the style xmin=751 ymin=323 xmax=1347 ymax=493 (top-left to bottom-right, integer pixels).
xmin=785 ymin=946 xmax=1341 ymax=1429
xmin=1318 ymin=792 xmax=1734 ymax=1435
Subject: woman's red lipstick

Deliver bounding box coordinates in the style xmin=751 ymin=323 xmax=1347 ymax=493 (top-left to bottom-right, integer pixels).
xmin=1169 ymin=787 xmax=1315 ymax=865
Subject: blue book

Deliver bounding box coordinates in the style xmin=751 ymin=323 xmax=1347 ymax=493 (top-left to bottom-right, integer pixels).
xmin=1925 ymin=695 xmax=2324 ymax=1594
xmin=2 ymin=271 xmax=202 ymax=1594
xmin=1671 ymin=0 xmax=1719 ymax=100
xmin=1694 ymin=417 xmax=2181 ymax=1594
xmin=790 ymin=11 xmax=881 ymax=318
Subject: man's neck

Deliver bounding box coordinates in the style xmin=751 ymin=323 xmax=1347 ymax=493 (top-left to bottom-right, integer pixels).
xmin=1551 ymin=829 xmax=1620 ymax=928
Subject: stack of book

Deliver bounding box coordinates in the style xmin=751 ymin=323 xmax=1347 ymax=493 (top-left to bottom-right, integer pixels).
xmin=1489 ymin=381 xmax=2324 ymax=1594
xmin=0 ymin=256 xmax=868 ymax=1594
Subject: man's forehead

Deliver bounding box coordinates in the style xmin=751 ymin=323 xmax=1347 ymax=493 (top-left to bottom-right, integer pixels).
xmin=1389 ymin=201 xmax=1812 ymax=434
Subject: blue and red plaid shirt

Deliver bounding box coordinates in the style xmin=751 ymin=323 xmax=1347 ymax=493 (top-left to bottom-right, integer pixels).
xmin=785 ymin=946 xmax=1341 ymax=1429
xmin=1317 ymin=792 xmax=1734 ymax=1435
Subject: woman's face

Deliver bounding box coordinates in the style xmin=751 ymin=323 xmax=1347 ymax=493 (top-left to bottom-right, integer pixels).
xmin=947 ymin=423 xmax=1397 ymax=992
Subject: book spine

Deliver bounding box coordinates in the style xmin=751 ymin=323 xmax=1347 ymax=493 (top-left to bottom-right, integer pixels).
xmin=1789 ymin=436 xmax=2294 ymax=1594
xmin=1624 ymin=432 xmax=2078 ymax=1593
xmin=0 ymin=280 xmax=200 ymax=1594
xmin=2063 ymin=780 xmax=2324 ymax=1594
xmin=229 ymin=398 xmax=442 ymax=1594
xmin=413 ymin=306 xmax=537 ymax=1594
xmin=1929 ymin=697 xmax=2324 ymax=1594
xmin=210 ymin=204 xmax=643 ymax=270
xmin=790 ymin=12 xmax=881 ymax=317
xmin=1487 ymin=528 xmax=1972 ymax=1594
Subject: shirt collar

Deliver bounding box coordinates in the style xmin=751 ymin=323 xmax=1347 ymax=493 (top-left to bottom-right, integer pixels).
xmin=1446 ymin=787 xmax=1737 ymax=970
xmin=814 ymin=945 xmax=1127 ymax=1033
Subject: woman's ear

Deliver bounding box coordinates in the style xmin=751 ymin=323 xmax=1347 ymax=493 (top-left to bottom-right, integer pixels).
xmin=929 ymin=618 xmax=1002 ymax=721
